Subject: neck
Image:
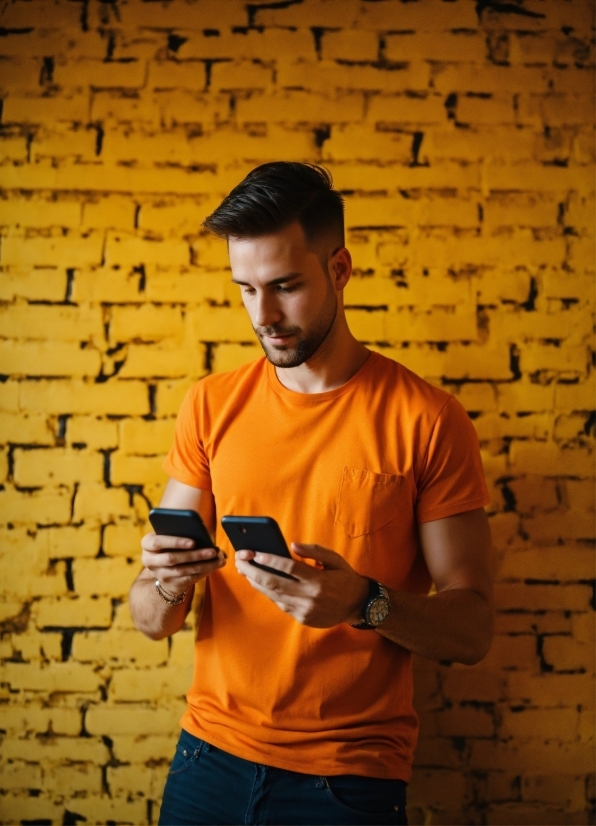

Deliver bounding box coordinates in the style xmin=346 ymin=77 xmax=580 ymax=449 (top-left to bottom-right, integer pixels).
xmin=274 ymin=316 xmax=370 ymax=394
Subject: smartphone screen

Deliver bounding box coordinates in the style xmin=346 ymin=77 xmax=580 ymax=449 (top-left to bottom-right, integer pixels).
xmin=221 ymin=516 xmax=296 ymax=580
xmin=149 ymin=508 xmax=213 ymax=550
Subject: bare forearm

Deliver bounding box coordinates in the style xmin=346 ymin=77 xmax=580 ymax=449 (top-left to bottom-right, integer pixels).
xmin=377 ymin=587 xmax=493 ymax=665
xmin=129 ymin=576 xmax=193 ymax=641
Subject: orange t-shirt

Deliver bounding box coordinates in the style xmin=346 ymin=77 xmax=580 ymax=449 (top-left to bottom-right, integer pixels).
xmin=162 ymin=351 xmax=489 ymax=781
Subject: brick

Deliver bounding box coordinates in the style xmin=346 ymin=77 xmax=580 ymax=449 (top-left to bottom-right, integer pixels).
xmin=470 ymin=740 xmax=595 ymax=775
xmin=277 ymin=59 xmax=431 ymax=93
xmin=72 ymin=629 xmax=168 ymax=667
xmin=211 ymin=342 xmax=261 ymax=374
xmin=178 ymin=28 xmax=315 ymax=62
xmin=0 ymin=132 xmax=28 ymax=162
xmin=0 ymin=760 xmax=44 ymax=789
xmin=522 ymin=510 xmax=595 ymax=543
xmin=555 ymin=381 xmax=596 ymax=412
xmin=154 ymin=379 xmax=194 ymax=417
xmin=495 ymin=612 xmax=572 ymax=636
xmin=19 ymin=379 xmax=149 ymax=415
xmin=59 ymin=796 xmax=148 ymax=823
xmin=73 ymin=484 xmax=132 ymax=523
xmin=105 ymin=231 xmax=190 ymax=268
xmin=506 ymin=672 xmax=595 ymax=707
xmin=154 ymin=88 xmax=231 ymax=127
xmin=139 ymin=198 xmax=217 ymax=234
xmin=235 ymin=90 xmax=365 ymax=124
xmin=13 ymin=447 xmax=103 ymax=487
xmin=572 ymin=612 xmax=595 ymax=645
xmin=82 ymin=196 xmax=137 ymax=230
xmin=111 ymin=734 xmax=176 ymax=763
xmin=54 ymin=58 xmax=146 ymax=89
xmin=188 ymin=305 xmax=254 ymax=341
xmin=1 ymin=661 xmax=103 ymax=693
xmin=436 ymin=705 xmax=495 ymax=738
xmin=324 ymin=125 xmax=412 ymax=163
xmin=0 ymin=271 xmax=69 ymax=304
xmin=33 ymin=595 xmax=112 ymax=629
xmin=1 ymin=230 xmax=103 ymax=266
xmin=3 ymin=735 xmax=109 ymax=763
xmin=367 ymin=92 xmax=452 ymax=126
xmin=119 ymin=418 xmax=175 ymax=455
xmin=483 ymin=633 xmax=540 ymax=671
xmin=85 ymin=704 xmax=182 ymax=736
xmin=109 ymin=304 xmax=184 ymax=343
xmin=522 ymin=775 xmax=588 ymax=810
xmin=43 ymin=762 xmax=103 ymax=794
xmin=0 ymin=793 xmax=64 ymax=822
xmin=119 ymin=342 xmax=207 ymax=378
xmin=73 ymin=557 xmax=137 ymax=598
xmin=495 ymin=582 xmax=594 ymax=612
xmin=72 ymin=267 xmax=148 ymax=303
xmin=407 ymin=769 xmax=467 ymax=809
xmin=497 ymin=380 xmax=556 ymax=414
xmin=0 ymin=486 xmax=72 ymax=526
xmin=485 ymin=803 xmax=590 ymax=824
xmin=145 ymin=270 xmax=228 ymax=304
xmin=0 ymin=196 xmax=81 ymax=229
xmin=0 ymin=412 xmax=54 ymax=445
xmin=0 ymin=303 xmax=104 ymax=342
xmin=211 ymin=60 xmax=274 ymax=92
xmin=110 ymin=665 xmax=191 ymax=702
xmin=110 ymin=454 xmax=168 ymax=486
xmin=322 ymin=30 xmax=379 ymax=62
xmin=541 ymin=635 xmax=595 ymax=673
xmin=103 ymin=522 xmax=144 ymax=558
xmin=90 ymin=88 xmax=160 ymax=124
xmin=0 ymin=381 xmax=19 ymax=413
xmin=498 ymin=547 xmax=595 ymax=582
xmin=509 ymin=442 xmax=594 ymax=476
xmin=500 ymin=706 xmax=578 ymax=739
xmin=68 ymin=416 xmax=119 ymax=450
xmin=47 ymin=525 xmax=101 ymax=559
xmin=357 ymin=0 xmax=478 ymax=30
xmin=0 ymin=341 xmax=101 ymax=378
xmin=441 ymin=670 xmax=507 ymax=704
xmin=2 ymin=92 xmax=89 ymax=124
xmin=119 ymin=0 xmax=247 ymax=29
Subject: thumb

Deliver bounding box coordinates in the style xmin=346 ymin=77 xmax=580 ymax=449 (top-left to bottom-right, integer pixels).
xmin=291 ymin=543 xmax=346 ymax=569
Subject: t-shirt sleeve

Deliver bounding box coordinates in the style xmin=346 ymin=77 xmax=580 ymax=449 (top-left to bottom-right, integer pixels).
xmin=415 ymin=396 xmax=490 ymax=524
xmin=162 ymin=382 xmax=212 ymax=491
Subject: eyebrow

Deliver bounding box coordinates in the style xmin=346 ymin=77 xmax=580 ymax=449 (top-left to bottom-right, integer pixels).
xmin=231 ymin=272 xmax=303 ymax=287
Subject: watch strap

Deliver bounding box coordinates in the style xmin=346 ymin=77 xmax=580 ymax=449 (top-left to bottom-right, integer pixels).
xmin=350 ymin=578 xmax=384 ymax=630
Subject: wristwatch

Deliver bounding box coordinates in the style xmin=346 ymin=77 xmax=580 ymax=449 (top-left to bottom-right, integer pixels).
xmin=350 ymin=579 xmax=391 ymax=630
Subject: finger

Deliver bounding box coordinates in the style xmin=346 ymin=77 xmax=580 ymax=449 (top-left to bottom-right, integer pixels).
xmin=142 ymin=532 xmax=195 ymax=553
xmin=235 ymin=550 xmax=256 ymax=561
xmin=291 ymin=543 xmax=346 ymax=569
xmin=156 ymin=553 xmax=226 ymax=584
xmin=251 ymin=552 xmax=306 ymax=582
xmin=142 ymin=546 xmax=219 ymax=569
xmin=236 ymin=557 xmax=301 ymax=591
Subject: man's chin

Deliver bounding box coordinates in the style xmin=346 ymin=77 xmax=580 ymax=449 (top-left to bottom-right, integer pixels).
xmin=259 ymin=340 xmax=304 ymax=368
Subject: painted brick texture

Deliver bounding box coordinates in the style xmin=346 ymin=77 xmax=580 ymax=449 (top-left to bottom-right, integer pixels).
xmin=0 ymin=1 xmax=594 ymax=824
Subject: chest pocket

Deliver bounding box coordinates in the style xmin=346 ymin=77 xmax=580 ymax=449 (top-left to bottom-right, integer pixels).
xmin=335 ymin=466 xmax=404 ymax=538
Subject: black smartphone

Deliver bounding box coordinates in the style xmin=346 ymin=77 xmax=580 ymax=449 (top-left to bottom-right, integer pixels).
xmin=221 ymin=516 xmax=296 ymax=580
xmin=149 ymin=508 xmax=214 ymax=550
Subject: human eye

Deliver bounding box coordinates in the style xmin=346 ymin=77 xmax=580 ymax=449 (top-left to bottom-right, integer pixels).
xmin=276 ymin=283 xmax=300 ymax=294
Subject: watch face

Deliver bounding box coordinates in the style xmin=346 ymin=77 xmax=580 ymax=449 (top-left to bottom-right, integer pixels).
xmin=367 ymin=597 xmax=390 ymax=626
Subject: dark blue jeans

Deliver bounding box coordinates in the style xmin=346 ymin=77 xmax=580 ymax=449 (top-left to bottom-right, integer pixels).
xmin=159 ymin=729 xmax=408 ymax=825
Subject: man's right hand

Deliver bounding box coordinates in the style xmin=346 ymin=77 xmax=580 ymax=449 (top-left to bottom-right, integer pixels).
xmin=141 ymin=532 xmax=227 ymax=597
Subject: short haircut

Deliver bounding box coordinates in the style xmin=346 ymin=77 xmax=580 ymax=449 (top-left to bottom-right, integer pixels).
xmin=203 ymin=162 xmax=345 ymax=250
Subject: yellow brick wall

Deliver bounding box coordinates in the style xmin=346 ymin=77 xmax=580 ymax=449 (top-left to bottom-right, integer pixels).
xmin=0 ymin=1 xmax=594 ymax=823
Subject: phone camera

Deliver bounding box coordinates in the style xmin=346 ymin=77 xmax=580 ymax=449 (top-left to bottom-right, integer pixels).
xmin=240 ymin=525 xmax=247 ymax=534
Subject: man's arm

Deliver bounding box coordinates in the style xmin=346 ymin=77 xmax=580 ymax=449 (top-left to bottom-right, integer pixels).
xmin=374 ymin=508 xmax=493 ymax=665
xmin=129 ymin=478 xmax=225 ymax=641
xmin=235 ymin=507 xmax=493 ymax=666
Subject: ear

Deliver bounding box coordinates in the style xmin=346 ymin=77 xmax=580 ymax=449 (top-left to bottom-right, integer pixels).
xmin=329 ymin=247 xmax=352 ymax=291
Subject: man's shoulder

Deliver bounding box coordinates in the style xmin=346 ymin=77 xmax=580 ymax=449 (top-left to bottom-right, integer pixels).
xmin=368 ymin=350 xmax=453 ymax=413
xmin=193 ymin=356 xmax=267 ymax=399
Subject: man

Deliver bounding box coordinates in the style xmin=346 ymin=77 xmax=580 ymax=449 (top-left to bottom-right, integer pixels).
xmin=129 ymin=162 xmax=493 ymax=826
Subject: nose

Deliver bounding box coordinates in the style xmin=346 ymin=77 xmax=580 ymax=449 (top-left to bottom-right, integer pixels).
xmin=253 ymin=291 xmax=282 ymax=328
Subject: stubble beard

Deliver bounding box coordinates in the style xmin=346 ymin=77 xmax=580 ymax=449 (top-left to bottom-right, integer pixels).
xmin=255 ymin=287 xmax=339 ymax=369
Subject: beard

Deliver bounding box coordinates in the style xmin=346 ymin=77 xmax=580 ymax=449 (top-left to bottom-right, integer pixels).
xmin=254 ymin=286 xmax=338 ymax=369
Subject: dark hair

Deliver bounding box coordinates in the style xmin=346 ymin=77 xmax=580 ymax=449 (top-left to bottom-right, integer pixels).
xmin=203 ymin=162 xmax=344 ymax=248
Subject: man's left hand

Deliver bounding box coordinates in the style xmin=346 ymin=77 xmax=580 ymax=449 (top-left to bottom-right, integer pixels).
xmin=235 ymin=543 xmax=368 ymax=628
